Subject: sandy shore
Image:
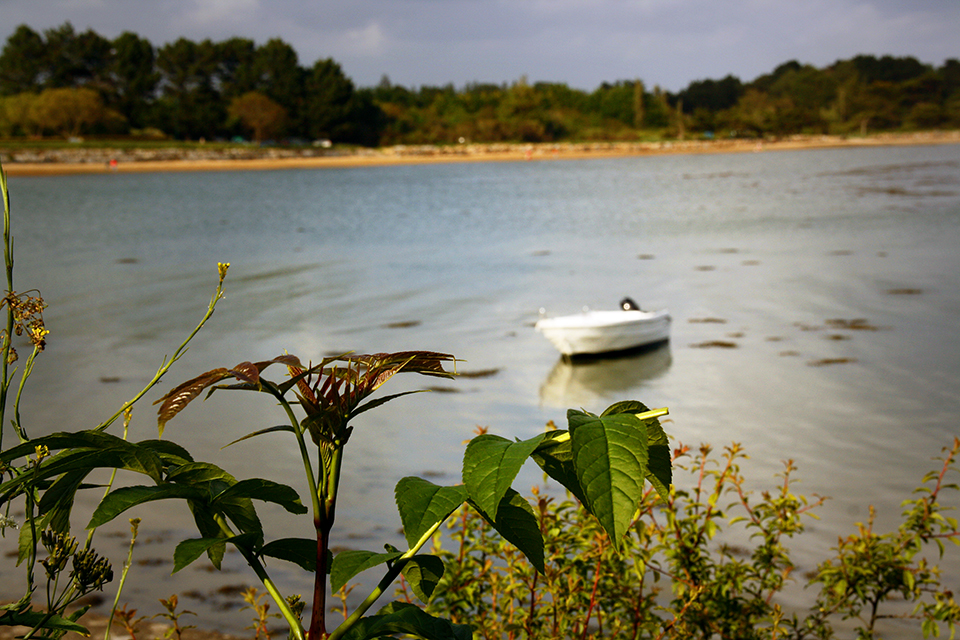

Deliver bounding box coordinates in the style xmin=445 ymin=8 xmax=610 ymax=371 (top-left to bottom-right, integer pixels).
xmin=3 ymin=131 xmax=959 ymax=177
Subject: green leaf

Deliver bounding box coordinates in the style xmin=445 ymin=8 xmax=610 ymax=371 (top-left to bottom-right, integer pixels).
xmin=1 ymin=432 xmax=162 ymax=484
xmin=395 ymin=477 xmax=467 ymax=548
xmin=260 ymin=538 xmax=325 ymax=573
xmin=166 ymin=461 xmax=237 ymax=486
xmin=37 ymin=469 xmax=89 ymax=529
xmin=221 ymin=424 xmax=296 ymax=449
xmin=401 ymin=554 xmax=445 ymax=603
xmin=17 ymin=516 xmax=36 ymax=566
xmin=352 ymin=390 xmax=429 ymax=419
xmin=569 ymin=408 xmax=649 ymax=552
xmin=463 ymin=433 xmax=544 ymax=518
xmin=530 ymin=430 xmax=587 ymax=505
xmin=470 ymin=488 xmax=544 ymax=573
xmin=189 ymin=502 xmax=227 ymax=568
xmin=1 ymin=449 xmax=121 ymax=499
xmin=87 ymin=484 xmax=205 ymax=529
xmin=174 ymin=538 xmax=228 ymax=573
xmin=600 ymin=401 xmax=672 ymax=500
xmin=1 ymin=430 xmax=128 ymax=462
xmin=330 ymin=549 xmax=404 ymax=593
xmin=215 ymin=494 xmax=263 ymax=539
xmin=173 ymin=533 xmax=260 ymax=573
xmin=339 ymin=601 xmax=473 ymax=640
xmin=116 ymin=445 xmax=165 ymax=483
xmin=0 ymin=608 xmax=89 ymax=634
xmin=136 ymin=439 xmax=195 ymax=466
xmin=213 ymin=478 xmax=307 ymax=514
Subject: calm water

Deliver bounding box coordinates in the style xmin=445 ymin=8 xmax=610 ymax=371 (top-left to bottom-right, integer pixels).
xmin=3 ymin=143 xmax=960 ymax=634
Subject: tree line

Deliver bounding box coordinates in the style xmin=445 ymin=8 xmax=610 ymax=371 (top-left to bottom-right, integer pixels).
xmin=1 ymin=22 xmax=958 ymax=146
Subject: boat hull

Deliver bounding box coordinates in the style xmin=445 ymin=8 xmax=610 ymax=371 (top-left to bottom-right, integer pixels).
xmin=535 ymin=309 xmax=671 ymax=357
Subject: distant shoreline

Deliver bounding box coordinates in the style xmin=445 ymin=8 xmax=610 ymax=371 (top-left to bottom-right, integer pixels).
xmin=3 ymin=130 xmax=959 ymax=177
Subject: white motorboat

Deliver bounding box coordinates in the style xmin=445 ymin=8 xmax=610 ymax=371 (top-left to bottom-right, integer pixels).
xmin=535 ymin=298 xmax=671 ymax=357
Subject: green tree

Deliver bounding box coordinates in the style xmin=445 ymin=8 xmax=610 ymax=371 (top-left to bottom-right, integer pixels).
xmin=228 ymin=91 xmax=287 ymax=143
xmin=215 ymin=37 xmax=259 ymax=101
xmin=155 ymin=38 xmax=222 ymax=139
xmin=0 ymin=25 xmax=46 ymax=94
xmin=252 ymin=39 xmax=304 ymax=132
xmin=109 ymin=32 xmax=158 ymax=130
xmin=0 ymin=93 xmax=41 ymax=136
xmin=677 ymin=74 xmax=743 ymax=115
xmin=303 ymin=58 xmax=356 ymax=141
xmin=42 ymin=23 xmax=113 ymax=91
xmin=767 ymin=64 xmax=837 ymax=133
xmin=31 ymin=87 xmax=105 ymax=137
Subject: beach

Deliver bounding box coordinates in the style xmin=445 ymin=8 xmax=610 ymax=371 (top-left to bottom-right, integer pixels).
xmin=3 ymin=130 xmax=959 ymax=176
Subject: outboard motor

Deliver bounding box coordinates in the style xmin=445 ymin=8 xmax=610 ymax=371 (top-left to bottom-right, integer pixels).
xmin=620 ymin=297 xmax=641 ymax=311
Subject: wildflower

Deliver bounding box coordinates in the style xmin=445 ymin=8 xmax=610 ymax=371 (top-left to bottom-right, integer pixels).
xmin=3 ymin=290 xmax=48 ymax=351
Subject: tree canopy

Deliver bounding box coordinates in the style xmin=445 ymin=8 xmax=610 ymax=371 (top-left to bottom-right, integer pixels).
xmin=1 ymin=22 xmax=958 ymax=145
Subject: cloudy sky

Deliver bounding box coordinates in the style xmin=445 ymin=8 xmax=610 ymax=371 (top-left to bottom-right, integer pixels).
xmin=2 ymin=0 xmax=958 ymax=91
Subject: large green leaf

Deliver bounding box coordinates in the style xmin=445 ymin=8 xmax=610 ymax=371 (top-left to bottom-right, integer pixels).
xmin=530 ymin=430 xmax=587 ymax=505
xmin=568 ymin=408 xmax=649 ymax=552
xmin=260 ymin=537 xmax=325 ymax=573
xmin=173 ymin=532 xmax=260 ymax=573
xmin=339 ymin=601 xmax=473 ymax=640
xmin=1 ymin=432 xmax=161 ymax=483
xmin=166 ymin=461 xmax=237 ymax=486
xmin=1 ymin=449 xmax=121 ymax=499
xmin=601 ymin=401 xmax=672 ymax=500
xmin=189 ymin=501 xmax=227 ymax=568
xmin=401 ymin=554 xmax=445 ymax=603
xmin=136 ymin=439 xmax=195 ymax=466
xmin=37 ymin=468 xmax=89 ymax=533
xmin=462 ymin=433 xmax=544 ymax=518
xmin=641 ymin=419 xmax=671 ymax=501
xmin=212 ymin=478 xmax=306 ymax=514
xmin=330 ymin=548 xmax=403 ymax=593
xmin=87 ymin=484 xmax=205 ymax=528
xmin=0 ymin=430 xmax=130 ymax=462
xmin=115 ymin=445 xmax=164 ymax=483
xmin=395 ymin=478 xmax=467 ymax=548
xmin=214 ymin=494 xmax=262 ymax=539
xmin=470 ymin=488 xmax=544 ymax=573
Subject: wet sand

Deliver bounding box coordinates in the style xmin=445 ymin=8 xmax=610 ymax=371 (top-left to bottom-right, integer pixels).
xmin=4 ymin=131 xmax=959 ymax=176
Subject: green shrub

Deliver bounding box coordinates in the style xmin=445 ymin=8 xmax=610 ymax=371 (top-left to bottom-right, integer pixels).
xmin=425 ymin=440 xmax=960 ymax=639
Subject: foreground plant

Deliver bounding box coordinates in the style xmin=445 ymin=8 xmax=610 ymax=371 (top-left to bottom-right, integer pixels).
xmin=0 ymin=161 xmax=673 ymax=639
xmin=427 ymin=438 xmax=960 ymax=639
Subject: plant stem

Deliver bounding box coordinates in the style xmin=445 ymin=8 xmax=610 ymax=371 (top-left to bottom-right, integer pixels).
xmin=95 ymin=266 xmax=228 ymax=433
xmin=212 ymin=514 xmax=306 ymax=640
xmin=1 ymin=160 xmax=14 ymax=450
xmin=105 ymin=518 xmax=140 ymax=640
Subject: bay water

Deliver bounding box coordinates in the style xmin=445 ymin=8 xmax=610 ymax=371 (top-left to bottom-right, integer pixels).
xmin=3 ymin=143 xmax=960 ymax=635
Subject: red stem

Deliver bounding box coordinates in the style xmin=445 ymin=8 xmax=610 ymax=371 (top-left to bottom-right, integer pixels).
xmin=309 ymin=523 xmax=329 ymax=640
xmin=579 ymin=539 xmax=605 ymax=640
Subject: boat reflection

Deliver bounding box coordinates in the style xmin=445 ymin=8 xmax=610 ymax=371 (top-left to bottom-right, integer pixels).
xmin=539 ymin=342 xmax=672 ymax=408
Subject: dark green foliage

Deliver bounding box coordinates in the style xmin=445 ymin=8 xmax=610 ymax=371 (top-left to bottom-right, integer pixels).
xmin=3 ymin=22 xmax=956 ymax=142
xmin=0 ymin=25 xmax=46 ymax=93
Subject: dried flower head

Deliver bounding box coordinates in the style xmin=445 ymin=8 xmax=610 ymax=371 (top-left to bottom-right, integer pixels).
xmin=41 ymin=530 xmax=78 ymax=578
xmin=3 ymin=290 xmax=48 ymax=351
xmin=71 ymin=548 xmax=113 ymax=592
